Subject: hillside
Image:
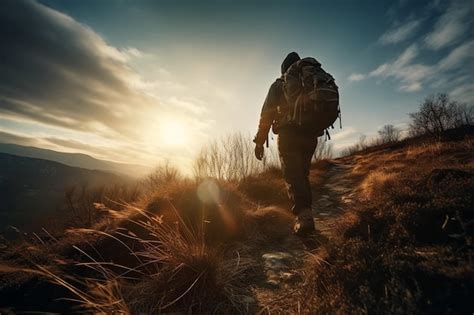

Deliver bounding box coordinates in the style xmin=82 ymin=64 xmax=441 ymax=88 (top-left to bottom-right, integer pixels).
xmin=0 ymin=153 xmax=128 ymax=231
xmin=0 ymin=131 xmax=472 ymax=313
xmin=0 ymin=143 xmax=151 ymax=178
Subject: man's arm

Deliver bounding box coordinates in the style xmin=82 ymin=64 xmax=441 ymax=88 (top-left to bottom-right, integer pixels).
xmin=254 ymin=80 xmax=281 ymax=146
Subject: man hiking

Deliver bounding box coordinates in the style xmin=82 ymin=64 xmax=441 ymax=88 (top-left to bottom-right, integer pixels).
xmin=254 ymin=52 xmax=340 ymax=236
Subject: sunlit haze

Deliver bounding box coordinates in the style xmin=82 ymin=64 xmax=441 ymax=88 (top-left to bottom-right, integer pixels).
xmin=0 ymin=0 xmax=473 ymax=173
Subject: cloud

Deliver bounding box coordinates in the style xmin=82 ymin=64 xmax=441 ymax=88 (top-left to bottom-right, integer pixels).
xmin=366 ymin=44 xmax=435 ymax=92
xmin=370 ymin=44 xmax=419 ymax=76
xmin=438 ymin=40 xmax=474 ymax=70
xmin=362 ymin=38 xmax=474 ymax=94
xmin=379 ymin=19 xmax=421 ymax=45
xmin=450 ymin=83 xmax=474 ymax=104
xmin=331 ymin=127 xmax=359 ymax=141
xmin=399 ymin=82 xmax=422 ymax=92
xmin=348 ymin=73 xmax=367 ymax=82
xmin=0 ymin=0 xmax=155 ymax=142
xmin=0 ymin=130 xmax=39 ymax=147
xmin=330 ymin=127 xmax=365 ymax=153
xmin=0 ymin=0 xmax=216 ymax=171
xmin=424 ymin=1 xmax=474 ymax=50
xmin=357 ymin=0 xmax=474 ymax=95
xmin=0 ymin=127 xmax=158 ymax=166
xmin=122 ymin=47 xmax=143 ymax=60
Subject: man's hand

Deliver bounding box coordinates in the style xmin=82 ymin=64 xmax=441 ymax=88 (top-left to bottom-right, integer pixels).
xmin=254 ymin=144 xmax=264 ymax=160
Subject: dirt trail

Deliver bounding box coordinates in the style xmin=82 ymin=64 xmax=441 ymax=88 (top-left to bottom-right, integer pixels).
xmin=248 ymin=159 xmax=357 ymax=312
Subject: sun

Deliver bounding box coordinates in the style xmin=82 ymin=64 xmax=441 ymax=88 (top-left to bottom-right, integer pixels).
xmin=161 ymin=120 xmax=188 ymax=146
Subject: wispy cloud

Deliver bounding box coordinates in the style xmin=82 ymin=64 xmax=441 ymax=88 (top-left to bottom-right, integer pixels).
xmin=424 ymin=1 xmax=473 ymax=50
xmin=350 ymin=0 xmax=474 ymax=99
xmin=353 ymin=29 xmax=474 ymax=97
xmin=0 ymin=127 xmax=159 ymax=166
xmin=379 ymin=19 xmax=422 ymax=45
xmin=368 ymin=38 xmax=474 ymax=94
xmin=0 ymin=0 xmax=154 ymax=140
xmin=399 ymin=82 xmax=422 ymax=92
xmin=438 ymin=40 xmax=474 ymax=70
xmin=0 ymin=130 xmax=38 ymax=147
xmin=367 ymin=44 xmax=435 ymax=91
xmin=331 ymin=127 xmax=359 ymax=141
xmin=0 ymin=0 xmax=213 ymax=169
xmin=450 ymin=83 xmax=474 ymax=104
xmin=122 ymin=47 xmax=143 ymax=60
xmin=330 ymin=127 xmax=365 ymax=153
xmin=348 ymin=73 xmax=367 ymax=82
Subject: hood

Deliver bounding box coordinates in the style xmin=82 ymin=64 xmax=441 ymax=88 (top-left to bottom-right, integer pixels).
xmin=281 ymin=52 xmax=301 ymax=74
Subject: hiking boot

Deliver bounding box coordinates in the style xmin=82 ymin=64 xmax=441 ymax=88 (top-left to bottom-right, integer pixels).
xmin=293 ymin=208 xmax=315 ymax=236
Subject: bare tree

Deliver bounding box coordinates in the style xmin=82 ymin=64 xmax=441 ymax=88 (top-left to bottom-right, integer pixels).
xmin=193 ymin=133 xmax=271 ymax=181
xmin=409 ymin=93 xmax=473 ymax=136
xmin=378 ymin=124 xmax=401 ymax=144
xmin=454 ymin=103 xmax=474 ymax=127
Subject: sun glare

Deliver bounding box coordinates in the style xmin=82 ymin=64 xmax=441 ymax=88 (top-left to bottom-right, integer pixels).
xmin=161 ymin=120 xmax=188 ymax=146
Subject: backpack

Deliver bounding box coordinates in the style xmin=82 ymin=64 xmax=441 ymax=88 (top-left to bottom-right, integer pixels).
xmin=276 ymin=57 xmax=341 ymax=138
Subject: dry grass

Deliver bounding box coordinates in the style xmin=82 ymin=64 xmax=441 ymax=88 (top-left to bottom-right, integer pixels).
xmin=360 ymin=170 xmax=399 ymax=200
xmin=0 ymin=173 xmax=294 ymax=313
xmin=238 ymin=166 xmax=288 ymax=207
xmin=301 ymin=133 xmax=474 ymax=314
xmin=2 ymin=129 xmax=472 ymax=313
xmin=1 ymin=197 xmax=256 ymax=313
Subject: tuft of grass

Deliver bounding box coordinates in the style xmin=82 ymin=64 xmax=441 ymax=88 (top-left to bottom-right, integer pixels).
xmin=6 ymin=205 xmax=254 ymax=314
xmin=238 ymin=167 xmax=288 ymax=207
xmin=360 ymin=170 xmax=399 ymax=200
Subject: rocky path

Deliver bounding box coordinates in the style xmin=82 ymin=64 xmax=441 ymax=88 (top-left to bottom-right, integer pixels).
xmin=250 ymin=159 xmax=357 ymax=313
xmin=312 ymin=160 xmax=357 ymax=239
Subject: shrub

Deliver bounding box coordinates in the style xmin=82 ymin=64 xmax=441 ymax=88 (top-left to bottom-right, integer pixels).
xmin=409 ymin=93 xmax=473 ymax=137
xmin=193 ymin=133 xmax=278 ymax=181
xmin=144 ymin=161 xmax=182 ymax=191
xmin=35 ymin=211 xmax=253 ymax=313
xmin=378 ymin=124 xmax=401 ymax=144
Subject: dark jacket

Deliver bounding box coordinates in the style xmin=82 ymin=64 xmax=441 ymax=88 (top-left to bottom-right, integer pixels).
xmin=254 ymin=52 xmax=301 ymax=146
xmin=254 ymin=78 xmax=285 ymax=145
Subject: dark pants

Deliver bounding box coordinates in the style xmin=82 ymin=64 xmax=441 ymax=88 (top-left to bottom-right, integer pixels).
xmin=278 ymin=127 xmax=318 ymax=215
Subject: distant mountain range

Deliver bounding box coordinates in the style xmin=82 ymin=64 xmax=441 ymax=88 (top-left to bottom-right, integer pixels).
xmin=0 ymin=143 xmax=151 ymax=178
xmin=0 ymin=153 xmax=130 ymax=231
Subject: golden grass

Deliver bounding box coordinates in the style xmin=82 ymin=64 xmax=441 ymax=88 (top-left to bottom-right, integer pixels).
xmin=0 ymin=173 xmax=299 ymax=313
xmin=301 ymin=133 xmax=474 ymax=314
xmin=360 ymin=170 xmax=399 ymax=200
xmin=26 ymin=204 xmax=252 ymax=313
xmin=3 ymin=131 xmax=472 ymax=313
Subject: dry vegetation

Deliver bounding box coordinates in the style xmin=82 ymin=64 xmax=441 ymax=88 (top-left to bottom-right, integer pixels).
xmin=1 ymin=177 xmax=269 ymax=313
xmin=300 ymin=131 xmax=474 ymax=314
xmin=1 ymin=96 xmax=473 ymax=313
xmin=3 ymin=131 xmax=471 ymax=313
xmin=0 ymin=134 xmax=294 ymax=313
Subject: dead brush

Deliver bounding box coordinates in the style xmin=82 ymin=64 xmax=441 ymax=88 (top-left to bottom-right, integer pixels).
xmin=2 ymin=203 xmax=253 ymax=314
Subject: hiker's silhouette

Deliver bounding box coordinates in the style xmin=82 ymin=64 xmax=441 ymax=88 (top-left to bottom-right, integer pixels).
xmin=254 ymin=52 xmax=340 ymax=236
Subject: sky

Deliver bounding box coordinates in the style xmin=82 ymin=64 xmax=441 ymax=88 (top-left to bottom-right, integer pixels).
xmin=0 ymin=0 xmax=473 ymax=172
